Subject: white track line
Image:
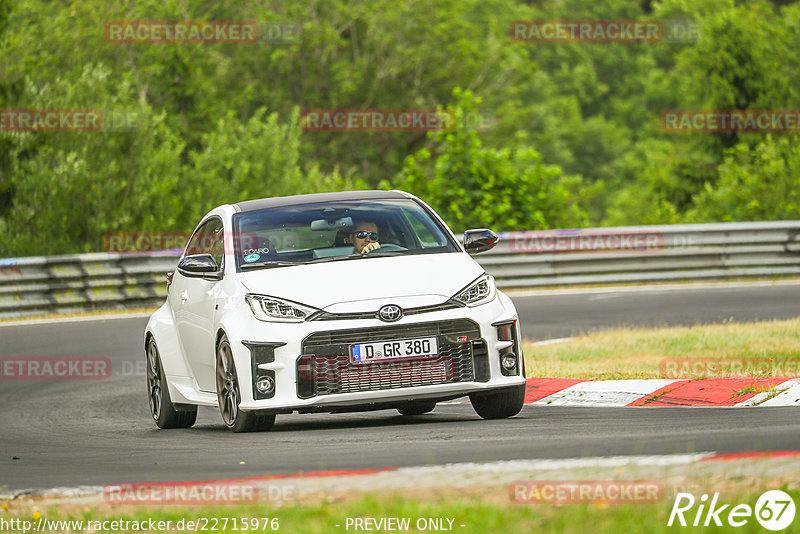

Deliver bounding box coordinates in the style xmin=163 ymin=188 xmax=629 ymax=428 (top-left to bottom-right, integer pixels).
xmin=392 ymin=453 xmax=717 ymax=475
xmin=0 ymin=453 xmax=718 ymax=500
xmin=533 ymin=379 xmax=680 ymax=407
xmin=754 ymin=379 xmax=800 ymax=407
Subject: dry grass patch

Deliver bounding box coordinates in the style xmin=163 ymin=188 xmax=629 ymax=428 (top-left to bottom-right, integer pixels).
xmin=523 ymin=318 xmax=800 ymax=379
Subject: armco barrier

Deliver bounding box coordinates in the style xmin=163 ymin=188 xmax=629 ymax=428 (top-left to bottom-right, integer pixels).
xmin=0 ymin=221 xmax=798 ymax=318
xmin=0 ymin=253 xmax=179 ymax=318
xmin=489 ymin=221 xmax=800 ymax=288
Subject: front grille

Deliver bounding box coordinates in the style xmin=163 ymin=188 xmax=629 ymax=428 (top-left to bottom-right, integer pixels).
xmin=298 ymin=319 xmax=483 ymax=398
xmin=308 ymin=300 xmax=462 ymax=321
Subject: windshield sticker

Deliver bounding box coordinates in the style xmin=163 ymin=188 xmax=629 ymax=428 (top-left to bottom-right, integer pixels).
xmin=242 ymin=247 xmax=271 ymax=255
xmin=244 ymin=253 xmax=260 ymax=263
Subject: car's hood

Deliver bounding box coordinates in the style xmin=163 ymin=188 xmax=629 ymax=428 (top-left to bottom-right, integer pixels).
xmin=238 ymin=252 xmax=483 ymax=310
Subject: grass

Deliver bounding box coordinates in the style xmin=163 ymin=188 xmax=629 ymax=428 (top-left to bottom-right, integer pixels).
xmin=3 ymin=487 xmax=799 ymax=534
xmin=639 ymin=388 xmax=676 ymax=405
xmin=732 ymin=385 xmax=777 ymax=397
xmin=522 ymin=317 xmax=800 ymax=380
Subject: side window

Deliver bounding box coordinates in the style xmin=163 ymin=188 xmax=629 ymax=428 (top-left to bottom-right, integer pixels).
xmin=402 ymin=209 xmax=447 ymax=248
xmin=381 ymin=216 xmax=408 ymax=248
xmin=185 ymin=218 xmax=225 ymax=271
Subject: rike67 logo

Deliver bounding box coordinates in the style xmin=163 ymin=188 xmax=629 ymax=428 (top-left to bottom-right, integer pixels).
xmin=668 ymin=490 xmax=796 ymax=531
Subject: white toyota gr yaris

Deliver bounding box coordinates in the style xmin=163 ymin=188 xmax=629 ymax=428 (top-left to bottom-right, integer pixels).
xmin=144 ymin=190 xmax=526 ymax=432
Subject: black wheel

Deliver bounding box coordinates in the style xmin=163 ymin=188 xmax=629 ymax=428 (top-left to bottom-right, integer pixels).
xmin=146 ymin=338 xmax=197 ymax=429
xmin=397 ymin=401 xmax=436 ymax=416
xmin=216 ymin=336 xmax=275 ymax=433
xmin=469 ymin=383 xmax=526 ymax=419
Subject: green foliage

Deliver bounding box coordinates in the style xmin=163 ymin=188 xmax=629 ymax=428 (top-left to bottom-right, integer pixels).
xmin=603 ymin=138 xmax=718 ymax=225
xmin=0 ymin=65 xmax=185 ymax=256
xmin=0 ymin=0 xmax=797 ymax=256
xmin=0 ymin=70 xmax=346 ymax=255
xmin=599 ymin=0 xmax=800 ymax=226
xmin=671 ymin=0 xmax=796 ymax=152
xmin=392 ymin=89 xmax=590 ymax=233
xmin=686 ymin=136 xmax=800 ymax=222
xmin=0 ymin=0 xmax=11 ymax=37
xmin=185 ymin=107 xmax=345 ymax=224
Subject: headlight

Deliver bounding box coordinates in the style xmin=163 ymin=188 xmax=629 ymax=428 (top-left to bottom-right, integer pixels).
xmin=245 ymin=294 xmax=319 ymax=322
xmin=452 ymin=274 xmax=496 ymax=307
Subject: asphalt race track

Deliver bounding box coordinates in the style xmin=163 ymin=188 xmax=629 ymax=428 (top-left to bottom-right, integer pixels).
xmin=513 ymin=281 xmax=800 ymax=340
xmin=1 ymin=282 xmax=799 ymax=491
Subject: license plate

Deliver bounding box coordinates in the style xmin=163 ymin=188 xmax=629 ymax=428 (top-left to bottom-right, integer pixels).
xmin=350 ymin=337 xmax=438 ymax=364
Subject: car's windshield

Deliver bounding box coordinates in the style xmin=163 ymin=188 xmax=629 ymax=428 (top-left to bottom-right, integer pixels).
xmin=233 ymin=198 xmax=458 ymax=270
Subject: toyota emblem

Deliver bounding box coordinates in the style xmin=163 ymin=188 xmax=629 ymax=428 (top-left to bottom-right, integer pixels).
xmin=378 ymin=305 xmax=403 ymax=322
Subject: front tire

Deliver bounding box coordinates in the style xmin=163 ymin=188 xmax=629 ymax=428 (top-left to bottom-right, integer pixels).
xmin=216 ymin=336 xmax=275 ymax=433
xmin=397 ymin=401 xmax=436 ymax=416
xmin=146 ymin=338 xmax=197 ymax=429
xmin=469 ymin=384 xmax=525 ymax=419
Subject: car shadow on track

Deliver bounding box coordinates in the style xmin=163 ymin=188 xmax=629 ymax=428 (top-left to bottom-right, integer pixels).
xmin=186 ymin=407 xmax=511 ymax=433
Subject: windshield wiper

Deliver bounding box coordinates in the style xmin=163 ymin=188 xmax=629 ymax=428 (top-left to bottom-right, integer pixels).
xmin=308 ymin=250 xmax=407 ymax=263
xmin=243 ymin=250 xmax=408 ymax=269
xmin=240 ymin=260 xmax=309 ymax=270
xmin=358 ymin=250 xmax=406 ymax=258
xmin=307 ymin=254 xmax=363 ymax=264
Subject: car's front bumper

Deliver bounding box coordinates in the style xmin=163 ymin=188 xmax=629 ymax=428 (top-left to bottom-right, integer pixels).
xmin=220 ymin=291 xmax=525 ymax=412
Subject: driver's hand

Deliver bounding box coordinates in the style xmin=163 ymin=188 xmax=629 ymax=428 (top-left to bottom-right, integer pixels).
xmin=362 ymin=242 xmax=381 ymax=254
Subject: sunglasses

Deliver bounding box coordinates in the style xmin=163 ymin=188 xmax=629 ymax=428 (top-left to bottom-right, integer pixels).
xmin=355 ymin=231 xmax=379 ymax=240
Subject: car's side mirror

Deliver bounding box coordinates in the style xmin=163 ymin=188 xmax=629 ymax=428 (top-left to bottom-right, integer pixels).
xmin=463 ymin=229 xmax=498 ymax=255
xmin=177 ymin=254 xmax=222 ymax=280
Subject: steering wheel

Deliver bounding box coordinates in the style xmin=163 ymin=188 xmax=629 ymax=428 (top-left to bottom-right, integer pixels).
xmin=377 ymin=243 xmax=407 ymax=251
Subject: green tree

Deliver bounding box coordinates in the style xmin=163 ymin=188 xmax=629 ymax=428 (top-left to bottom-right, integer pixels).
xmin=603 ymin=0 xmax=800 ymax=225
xmin=2 ymin=0 xmax=799 ymax=257
xmin=0 ymin=65 xmax=185 ymax=256
xmin=0 ymin=0 xmax=16 ymax=223
xmin=672 ymin=0 xmax=796 ymax=151
xmin=0 ymin=0 xmax=10 ymax=37
xmin=391 ymin=89 xmax=591 ymax=233
xmin=686 ymin=136 xmax=800 ymax=222
xmin=185 ymin=107 xmax=345 ymax=224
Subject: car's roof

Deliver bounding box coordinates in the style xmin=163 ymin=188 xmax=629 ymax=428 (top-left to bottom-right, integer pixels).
xmin=232 ymin=190 xmax=411 ymax=213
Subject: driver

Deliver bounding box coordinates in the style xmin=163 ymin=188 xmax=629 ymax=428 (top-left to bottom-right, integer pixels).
xmin=350 ymin=219 xmax=381 ymax=254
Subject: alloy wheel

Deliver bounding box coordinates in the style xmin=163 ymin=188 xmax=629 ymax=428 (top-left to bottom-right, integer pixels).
xmin=216 ymin=341 xmax=239 ymax=427
xmin=146 ymin=340 xmax=162 ymax=420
